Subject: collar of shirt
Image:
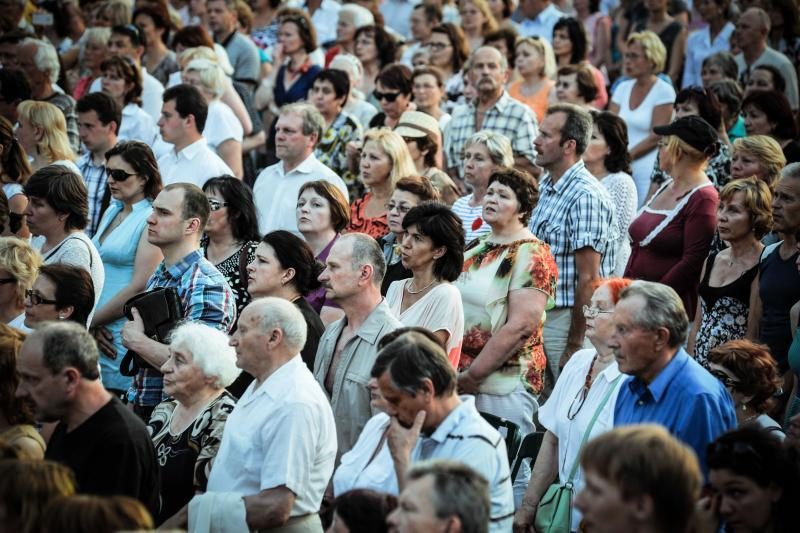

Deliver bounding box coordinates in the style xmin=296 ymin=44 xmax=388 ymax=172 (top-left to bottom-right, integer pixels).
xmin=541 ymin=159 xmax=589 ymax=194
xmin=244 ymin=354 xmax=304 ymax=404
xmin=281 ymin=152 xmax=322 ymax=176
xmin=158 ymin=249 xmax=204 ymax=281
xmin=78 ymin=151 xmax=105 ymax=169
xmin=470 ymin=90 xmax=513 ymax=115
xmin=626 ymin=348 xmax=690 ymax=404
xmin=173 ymin=138 xmax=209 ymax=162
xmin=331 ymin=299 xmax=394 ymax=345
xmin=425 ymin=395 xmax=475 ymax=444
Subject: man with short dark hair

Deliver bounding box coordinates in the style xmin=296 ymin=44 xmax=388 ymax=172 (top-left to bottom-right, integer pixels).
xmin=76 ymin=92 xmax=121 ymax=236
xmin=16 ymin=321 xmax=159 ymax=516
xmin=0 ymin=67 xmax=31 ymax=124
xmin=208 ymin=0 xmax=260 ymax=88
xmin=121 ymin=183 xmax=236 ymax=420
xmin=156 ymin=84 xmax=234 ymax=188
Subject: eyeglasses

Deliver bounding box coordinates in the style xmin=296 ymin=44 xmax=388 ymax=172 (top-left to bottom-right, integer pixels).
xmin=710 ymin=368 xmax=739 ymax=389
xmin=107 ymin=168 xmax=137 ymax=182
xmin=373 ymin=90 xmax=402 ymax=102
xmin=385 ymin=202 xmax=412 ymax=214
xmin=25 ymin=289 xmax=57 ymax=306
xmin=208 ymin=199 xmax=228 ymax=211
xmin=0 ymin=278 xmax=16 ymax=285
xmin=582 ymin=305 xmax=614 ymax=319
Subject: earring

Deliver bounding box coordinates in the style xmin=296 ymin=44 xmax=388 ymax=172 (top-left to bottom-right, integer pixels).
xmin=58 ymin=314 xmax=65 ymax=320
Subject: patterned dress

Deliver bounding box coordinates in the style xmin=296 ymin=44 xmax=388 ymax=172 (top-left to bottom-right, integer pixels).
xmin=202 ymin=240 xmax=258 ymax=319
xmin=315 ymin=111 xmax=363 ymax=181
xmin=453 ymin=237 xmax=558 ymax=395
xmin=347 ymin=193 xmax=390 ymax=239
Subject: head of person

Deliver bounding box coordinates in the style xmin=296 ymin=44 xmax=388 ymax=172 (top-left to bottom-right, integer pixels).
xmin=23 ymin=166 xmax=88 ymax=239
xmin=553 ymin=17 xmax=588 ymax=64
xmin=731 ymin=135 xmax=786 ymax=186
xmin=94 ymin=0 xmax=131 ymax=28
xmin=329 ymin=53 xmax=365 ymax=97
xmin=276 ymin=7 xmax=317 ymax=55
xmin=15 ymin=321 xmax=102 ymax=421
xmin=360 ymin=128 xmax=417 ymax=191
xmin=0 ymin=236 xmax=41 ymax=321
xmin=387 ymin=459 xmax=490 ymax=533
xmin=483 ymin=27 xmax=518 ymax=70
xmin=202 ymin=176 xmax=260 ymax=243
xmin=673 ymin=86 xmax=723 ymax=131
xmin=78 ymin=27 xmax=111 ymax=75
xmin=387 ymin=176 xmax=439 ymax=235
xmin=310 ymin=69 xmax=350 ymax=119
xmin=736 ymin=7 xmax=771 ymax=51
xmin=229 ymin=297 xmax=308 ymax=377
xmin=104 ymin=140 xmax=163 ymax=207
xmin=24 ymin=265 xmax=94 ymax=329
xmin=162 ymin=321 xmax=240 ymax=401
xmin=583 ymin=111 xmax=632 ymax=175
xmin=206 ymin=0 xmax=238 ymax=35
xmin=459 ymin=0 xmax=498 ymax=36
xmin=247 ymin=230 xmax=323 ymax=298
xmin=172 ymin=25 xmax=215 ymax=54
xmin=709 ymin=78 xmax=744 ymax=131
xmin=653 ymin=115 xmax=720 ymax=172
xmin=38 ymin=494 xmax=154 ymax=532
xmin=484 ymin=166 xmax=539 ymax=229
xmin=463 ymin=131 xmax=514 ymax=190
xmin=76 ymin=92 xmax=121 ymax=157
xmin=0 ymin=68 xmax=31 ymax=124
xmin=182 ymin=58 xmax=227 ymax=103
xmin=296 ymin=180 xmax=351 ymax=236
xmin=742 ymin=90 xmax=799 ymax=140
xmin=0 ymin=324 xmax=32 ymax=427
xmin=319 ymin=233 xmax=386 ymax=303
xmin=0 ymin=115 xmax=31 ymax=185
xmin=745 ymin=64 xmax=787 ymax=97
xmin=0 ymin=459 xmax=76 ymax=533
xmin=133 ymin=4 xmax=172 ymax=48
xmin=15 ymin=101 xmax=76 ymax=163
xmin=16 ymin=38 xmax=59 ymax=95
xmin=394 ymin=110 xmax=440 ymax=169
xmin=520 ymin=0 xmax=552 ymax=19
xmin=336 ymin=3 xmax=374 ymax=46
xmin=584 ymin=277 xmax=633 ymax=349
xmin=354 ymin=24 xmax=396 ymax=69
xmin=624 ymin=31 xmax=666 ymax=78
xmin=147 ymin=183 xmax=209 ymax=248
xmin=470 ymin=46 xmax=509 ymax=100
xmin=555 ymin=63 xmax=598 ymax=106
xmin=108 ymin=24 xmax=146 ymax=62
xmin=772 ymin=163 xmax=800 ymax=237
xmin=707 ymin=339 xmax=781 ymax=417
xmin=575 ymin=425 xmax=702 ymax=533
xmin=400 ymin=201 xmax=465 ymax=281
xmin=701 ymin=52 xmax=739 ymax=87
xmin=101 ymin=55 xmax=143 ymax=109
xmin=716 ymin=177 xmax=773 ymax=245
xmin=410 ymin=2 xmax=442 ymax=42
xmin=514 ymin=36 xmax=557 ymax=81
xmin=707 ymin=427 xmax=800 ymax=532
xmin=609 ymin=281 xmax=688 ymax=382
xmin=411 ymin=66 xmax=447 ymax=112
xmin=158 ymin=84 xmax=208 ymax=146
xmin=275 ymin=102 xmax=325 ymax=166
xmin=329 ymin=489 xmax=397 ymax=533
xmin=535 ymin=103 xmax=593 ymax=171
xmin=374 ymin=64 xmax=413 ymax=120
xmin=428 ymin=24 xmax=469 ymax=73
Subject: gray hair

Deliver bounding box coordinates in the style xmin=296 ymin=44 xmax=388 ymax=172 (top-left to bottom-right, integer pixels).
xmin=782 ymin=162 xmax=800 ymax=180
xmin=279 ymin=102 xmax=325 ymax=146
xmin=168 ymin=322 xmax=241 ymax=388
xmin=407 ymin=460 xmax=490 ymax=533
xmin=32 ymin=321 xmax=99 ymax=379
xmin=546 ymin=103 xmax=593 ymax=155
xmin=341 ymin=233 xmax=386 ymax=286
xmin=471 ymin=45 xmax=508 ymax=73
xmin=339 ymin=3 xmax=374 ymax=28
xmin=79 ymin=27 xmax=111 ymax=68
xmin=248 ymin=297 xmax=308 ymax=353
xmin=21 ymin=38 xmax=60 ymax=84
xmin=619 ymin=281 xmax=689 ymax=347
xmin=329 ymin=53 xmax=364 ymax=87
xmin=464 ymin=131 xmax=514 ymax=167
xmin=372 ymin=331 xmax=456 ymax=397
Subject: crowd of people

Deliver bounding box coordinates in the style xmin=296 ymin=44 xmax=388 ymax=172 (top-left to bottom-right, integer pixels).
xmin=2 ymin=0 xmax=800 ymax=531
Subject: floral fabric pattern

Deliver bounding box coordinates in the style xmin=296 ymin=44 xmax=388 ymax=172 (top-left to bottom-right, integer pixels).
xmin=315 ymin=111 xmax=363 ymax=180
xmin=346 ymin=193 xmax=390 ymax=240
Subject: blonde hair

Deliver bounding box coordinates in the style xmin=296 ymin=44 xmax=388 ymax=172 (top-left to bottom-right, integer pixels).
xmin=733 ymin=135 xmax=786 ymax=189
xmin=515 ymin=36 xmax=557 ymax=80
xmin=627 ymin=31 xmax=667 ymax=73
xmin=465 ymin=130 xmax=514 ymax=167
xmin=662 ymin=135 xmax=709 ymax=168
xmin=719 ymin=177 xmax=773 ymax=239
xmin=178 ymin=46 xmax=219 ymax=70
xmin=460 ymin=0 xmax=498 ymax=35
xmin=184 ymin=58 xmax=227 ymax=98
xmin=98 ymin=0 xmax=132 ymax=27
xmin=362 ymin=128 xmax=417 ymax=188
xmin=16 ymin=101 xmax=76 ymax=163
xmin=0 ymin=237 xmax=42 ymax=302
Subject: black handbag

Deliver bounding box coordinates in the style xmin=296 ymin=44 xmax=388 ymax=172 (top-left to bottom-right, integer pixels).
xmin=119 ymin=287 xmax=183 ymax=376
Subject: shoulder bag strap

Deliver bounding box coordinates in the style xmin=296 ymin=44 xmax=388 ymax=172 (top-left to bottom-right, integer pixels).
xmin=566 ymin=374 xmax=623 ymax=483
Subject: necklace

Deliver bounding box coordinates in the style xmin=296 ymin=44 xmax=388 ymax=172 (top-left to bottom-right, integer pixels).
xmin=406 ymin=278 xmax=437 ymax=294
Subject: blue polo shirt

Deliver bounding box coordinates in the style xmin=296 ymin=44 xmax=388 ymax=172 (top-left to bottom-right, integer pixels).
xmin=614 ymin=348 xmax=737 ymax=475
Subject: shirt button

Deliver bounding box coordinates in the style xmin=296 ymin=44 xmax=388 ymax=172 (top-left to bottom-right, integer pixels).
xmin=637 ymin=401 xmax=644 ymax=406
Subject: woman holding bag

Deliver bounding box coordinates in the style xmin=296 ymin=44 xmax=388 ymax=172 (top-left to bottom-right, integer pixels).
xmin=513 ymin=278 xmax=630 ymax=533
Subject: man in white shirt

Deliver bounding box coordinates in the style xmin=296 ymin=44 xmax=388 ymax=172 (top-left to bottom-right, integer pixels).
xmin=156 ymin=84 xmax=234 ymax=188
xmin=514 ymin=0 xmax=563 ymax=41
xmin=681 ymin=8 xmax=734 ymax=88
xmin=164 ymin=297 xmax=337 ymax=531
xmin=253 ymin=103 xmax=348 ymax=236
xmin=288 ymin=0 xmax=342 ymax=46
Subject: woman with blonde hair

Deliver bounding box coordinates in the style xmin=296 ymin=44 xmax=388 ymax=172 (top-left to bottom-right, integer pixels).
xmin=0 ymin=117 xmax=32 ymax=238
xmin=508 ymin=36 xmax=557 ymax=123
xmin=731 ymin=135 xmax=787 ymax=190
xmin=346 ymin=128 xmax=416 ymax=239
xmin=15 ymin=101 xmax=79 ymax=175
xmin=609 ymin=31 xmax=675 ymax=206
xmin=459 ymin=0 xmax=498 ymax=51
xmin=0 ymin=237 xmax=42 ymax=329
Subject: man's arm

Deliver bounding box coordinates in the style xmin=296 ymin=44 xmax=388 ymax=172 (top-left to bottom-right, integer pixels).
xmin=563 ymin=247 xmax=601 ymax=367
xmin=243 ymin=486 xmax=296 ymax=530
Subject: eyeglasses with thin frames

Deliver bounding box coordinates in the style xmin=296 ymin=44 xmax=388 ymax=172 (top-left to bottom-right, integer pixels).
xmin=582 ymin=305 xmax=614 ymax=319
xmin=25 ymin=289 xmax=58 ymax=306
xmin=385 ymin=202 xmax=412 ymax=214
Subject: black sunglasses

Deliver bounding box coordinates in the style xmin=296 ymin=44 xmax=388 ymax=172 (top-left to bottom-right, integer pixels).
xmin=107 ymin=168 xmax=137 ymax=182
xmin=710 ymin=369 xmax=739 ymax=389
xmin=373 ymin=90 xmax=402 ymax=102
xmin=208 ymin=199 xmax=228 ymax=211
xmin=25 ymin=289 xmax=57 ymax=306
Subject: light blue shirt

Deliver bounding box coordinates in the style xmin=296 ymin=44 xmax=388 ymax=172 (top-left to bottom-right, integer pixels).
xmin=515 ymin=4 xmax=563 ymax=41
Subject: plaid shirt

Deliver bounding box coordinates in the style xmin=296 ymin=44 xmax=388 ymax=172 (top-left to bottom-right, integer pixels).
xmin=443 ymin=91 xmax=538 ymax=178
xmin=45 ymin=92 xmax=80 ymax=154
xmin=528 ymin=160 xmax=617 ymax=308
xmin=77 ymin=152 xmax=107 ymax=237
xmin=127 ymin=250 xmax=236 ymax=406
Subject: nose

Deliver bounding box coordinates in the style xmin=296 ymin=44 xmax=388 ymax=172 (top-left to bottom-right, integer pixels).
xmin=318 ymin=268 xmax=329 ymax=282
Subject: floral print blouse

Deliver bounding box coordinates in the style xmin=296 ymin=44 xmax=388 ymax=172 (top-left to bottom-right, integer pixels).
xmin=315 ymin=111 xmax=363 ymax=180
xmin=347 ymin=193 xmax=390 ymax=240
xmin=454 ymin=237 xmax=558 ymax=395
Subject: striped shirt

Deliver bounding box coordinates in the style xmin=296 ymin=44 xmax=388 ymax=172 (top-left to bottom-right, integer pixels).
xmin=528 ymin=160 xmax=617 ymax=308
xmin=127 ymin=250 xmax=236 ymax=407
xmin=451 ymin=194 xmax=491 ymax=244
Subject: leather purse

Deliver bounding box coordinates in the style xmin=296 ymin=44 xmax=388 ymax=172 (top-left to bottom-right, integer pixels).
xmin=119 ymin=287 xmax=183 ymax=376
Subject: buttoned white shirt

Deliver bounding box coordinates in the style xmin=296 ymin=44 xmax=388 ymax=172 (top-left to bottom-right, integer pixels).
xmin=682 ymin=22 xmax=734 ymax=88
xmin=157 ymin=138 xmax=234 ymax=188
xmin=119 ymin=103 xmax=157 ymax=145
xmin=90 ymin=68 xmax=164 ymax=123
xmin=207 ymin=355 xmax=337 ymax=517
xmin=253 ymin=153 xmax=348 ymax=236
xmin=516 ymin=4 xmax=563 ymax=41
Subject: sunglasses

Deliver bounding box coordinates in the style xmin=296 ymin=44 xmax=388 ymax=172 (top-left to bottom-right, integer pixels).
xmin=208 ymin=199 xmax=228 ymax=211
xmin=710 ymin=369 xmax=739 ymax=389
xmin=25 ymin=289 xmax=57 ymax=306
xmin=107 ymin=168 xmax=137 ymax=182
xmin=374 ymin=90 xmax=402 ymax=102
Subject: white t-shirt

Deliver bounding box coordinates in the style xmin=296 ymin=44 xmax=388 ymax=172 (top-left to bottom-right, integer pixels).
xmin=204 ymin=100 xmax=244 ymax=151
xmin=332 ymin=412 xmax=397 ymax=497
xmin=119 ymin=103 xmax=157 ymax=145
xmin=451 ymin=194 xmax=491 ymax=244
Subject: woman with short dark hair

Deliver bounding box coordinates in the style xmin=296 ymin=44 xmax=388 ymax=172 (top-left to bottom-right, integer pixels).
xmin=742 ymin=90 xmax=800 ymax=163
xmin=273 ymin=8 xmax=321 ymax=107
xmin=427 ymin=24 xmax=469 ymax=110
xmin=24 ymin=264 xmax=95 ymax=329
xmin=369 ymin=63 xmax=413 ymax=129
xmin=311 ymin=69 xmax=363 ymax=179
xmin=354 ymin=24 xmax=397 ymax=98
xmin=555 ymin=63 xmax=599 ymax=108
xmin=100 ymin=56 xmax=157 ymax=145
xmin=552 ymin=17 xmax=608 ymax=108
xmin=134 ymin=4 xmax=178 ymax=86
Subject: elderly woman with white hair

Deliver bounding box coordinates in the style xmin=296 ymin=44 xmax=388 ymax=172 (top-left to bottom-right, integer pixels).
xmin=326 ymin=3 xmax=375 ymax=65
xmin=73 ymin=27 xmax=111 ymax=100
xmin=146 ymin=322 xmax=240 ymax=525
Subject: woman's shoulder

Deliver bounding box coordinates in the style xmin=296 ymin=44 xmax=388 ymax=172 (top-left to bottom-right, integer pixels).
xmin=560 ymin=348 xmax=598 ymax=376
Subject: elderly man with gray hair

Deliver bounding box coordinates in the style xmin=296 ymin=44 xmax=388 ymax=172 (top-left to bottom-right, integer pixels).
xmin=16 ymin=37 xmax=80 ymax=152
xmin=253 ymin=102 xmax=349 ymax=236
xmin=166 ymin=297 xmax=337 ymax=532
xmin=611 ymin=280 xmax=736 ymax=475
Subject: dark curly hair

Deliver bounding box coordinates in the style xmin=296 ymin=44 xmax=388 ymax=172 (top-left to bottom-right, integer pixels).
xmin=591 ymin=111 xmax=632 ymax=174
xmin=707 ymin=339 xmax=782 ymax=414
xmin=355 ymin=25 xmax=398 ymax=70
xmin=261 ymin=231 xmax=323 ymax=296
xmin=742 ymin=90 xmax=799 ymax=140
xmin=676 ymin=86 xmax=723 ymax=130
xmin=487 ymin=167 xmax=539 ymax=225
xmin=430 ymin=24 xmax=469 ymax=73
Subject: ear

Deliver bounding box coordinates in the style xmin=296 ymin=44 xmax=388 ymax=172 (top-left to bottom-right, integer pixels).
xmin=62 ymin=366 xmax=82 ymax=392
xmin=419 ymin=377 xmax=436 ymax=400
xmin=432 ymin=245 xmax=446 ymax=260
xmin=443 ymin=515 xmax=463 ymax=533
xmin=653 ymin=326 xmax=671 ymax=349
xmin=630 ymin=493 xmax=655 ymax=523
xmin=282 ymin=267 xmax=297 ymax=286
xmin=768 ymin=483 xmax=783 ymax=503
xmin=266 ymin=326 xmax=284 ymax=349
xmin=60 ymin=304 xmax=75 ymax=320
xmin=359 ymin=263 xmax=375 ymax=285
xmin=185 ymin=216 xmax=203 ymax=234
xmin=33 ymin=125 xmax=45 ymax=141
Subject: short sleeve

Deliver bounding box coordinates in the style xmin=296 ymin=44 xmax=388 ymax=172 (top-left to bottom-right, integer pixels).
xmin=511 ymin=241 xmax=558 ymax=304
xmin=567 ymin=192 xmax=614 ymax=253
xmin=652 ymin=79 xmax=677 ymax=106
